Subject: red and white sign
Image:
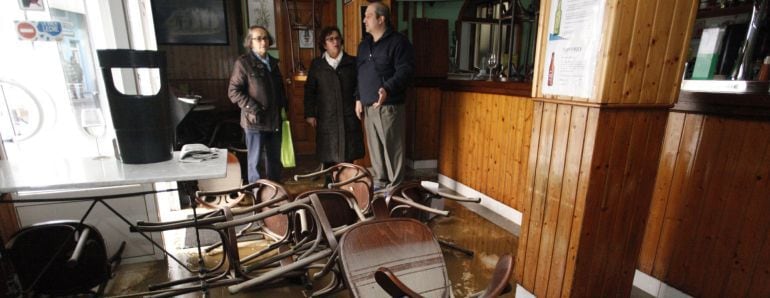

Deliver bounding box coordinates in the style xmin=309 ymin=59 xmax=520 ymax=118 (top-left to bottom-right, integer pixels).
xmin=14 ymin=20 xmax=64 ymax=41
xmin=16 ymin=21 xmax=37 ymax=40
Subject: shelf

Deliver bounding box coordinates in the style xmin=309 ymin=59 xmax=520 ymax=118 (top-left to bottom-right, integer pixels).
xmin=460 ymin=16 xmax=506 ymax=24
xmin=697 ymin=4 xmax=753 ymax=19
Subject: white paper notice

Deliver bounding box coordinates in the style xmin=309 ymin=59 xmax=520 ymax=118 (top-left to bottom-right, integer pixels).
xmin=541 ymin=0 xmax=606 ymax=99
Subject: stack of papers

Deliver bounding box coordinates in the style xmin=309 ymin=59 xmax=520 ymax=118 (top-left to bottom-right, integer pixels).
xmin=179 ymin=144 xmax=219 ymax=162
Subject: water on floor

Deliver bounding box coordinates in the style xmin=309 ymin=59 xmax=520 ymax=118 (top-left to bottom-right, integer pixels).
xmin=104 ymin=157 xmax=518 ymax=297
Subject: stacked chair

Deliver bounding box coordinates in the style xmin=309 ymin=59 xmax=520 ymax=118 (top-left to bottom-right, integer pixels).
xmin=128 ymin=163 xmax=513 ymax=297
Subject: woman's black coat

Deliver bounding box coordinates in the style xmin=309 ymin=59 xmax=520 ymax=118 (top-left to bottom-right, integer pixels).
xmin=304 ymin=53 xmax=364 ymax=163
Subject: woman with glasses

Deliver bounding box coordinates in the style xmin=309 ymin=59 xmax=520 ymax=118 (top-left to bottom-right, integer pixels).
xmin=304 ymin=26 xmax=364 ymax=169
xmin=228 ymin=25 xmax=286 ymax=183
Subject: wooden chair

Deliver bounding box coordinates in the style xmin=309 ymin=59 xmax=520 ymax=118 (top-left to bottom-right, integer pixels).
xmin=132 ymin=193 xmax=321 ymax=297
xmin=5 ymin=220 xmax=124 ymax=297
xmin=338 ymin=218 xmax=514 ymax=298
xmin=195 ymin=151 xmax=246 ymax=209
xmin=294 ymin=163 xmax=374 ymax=214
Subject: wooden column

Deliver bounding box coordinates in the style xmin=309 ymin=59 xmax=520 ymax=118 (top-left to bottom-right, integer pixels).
xmin=515 ymin=0 xmax=698 ymax=296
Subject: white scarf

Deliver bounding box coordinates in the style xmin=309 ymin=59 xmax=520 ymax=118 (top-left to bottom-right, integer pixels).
xmin=324 ymin=51 xmax=343 ymax=69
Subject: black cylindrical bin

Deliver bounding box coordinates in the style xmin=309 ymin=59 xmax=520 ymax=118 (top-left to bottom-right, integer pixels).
xmin=97 ymin=49 xmax=173 ymax=164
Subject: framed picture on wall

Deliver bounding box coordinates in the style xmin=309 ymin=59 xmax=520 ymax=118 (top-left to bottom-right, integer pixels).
xmin=247 ymin=0 xmax=277 ymax=48
xmin=299 ymin=30 xmax=314 ymax=49
xmin=151 ymin=0 xmax=229 ymax=45
xmin=18 ymin=0 xmax=45 ymax=11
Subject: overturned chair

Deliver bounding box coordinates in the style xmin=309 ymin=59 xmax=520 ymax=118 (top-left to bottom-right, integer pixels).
xmin=294 ymin=162 xmax=375 ymax=214
xmin=338 ymin=217 xmax=514 ymax=297
xmin=5 ymin=220 xmax=125 ymax=297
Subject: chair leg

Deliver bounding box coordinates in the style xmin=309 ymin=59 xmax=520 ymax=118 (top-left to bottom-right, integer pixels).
xmin=438 ymin=238 xmax=474 ymax=257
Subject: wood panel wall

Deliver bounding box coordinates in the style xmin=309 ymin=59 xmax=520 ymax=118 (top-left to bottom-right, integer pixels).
xmin=159 ymin=0 xmax=243 ymax=111
xmin=595 ymin=0 xmax=697 ymax=105
xmin=639 ymin=113 xmax=770 ymax=297
xmin=405 ymin=87 xmax=441 ymax=161
xmin=438 ymin=91 xmax=533 ymax=211
xmin=515 ymin=104 xmax=668 ymax=297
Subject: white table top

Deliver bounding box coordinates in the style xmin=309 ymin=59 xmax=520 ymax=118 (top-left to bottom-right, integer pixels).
xmin=0 ymin=149 xmax=228 ymax=193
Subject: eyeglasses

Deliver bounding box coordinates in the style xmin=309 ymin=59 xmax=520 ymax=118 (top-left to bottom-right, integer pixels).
xmin=325 ymin=36 xmax=341 ymax=42
xmin=251 ymin=36 xmax=269 ymax=41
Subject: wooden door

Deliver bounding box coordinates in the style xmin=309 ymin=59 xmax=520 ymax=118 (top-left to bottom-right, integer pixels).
xmin=274 ymin=0 xmax=336 ymax=156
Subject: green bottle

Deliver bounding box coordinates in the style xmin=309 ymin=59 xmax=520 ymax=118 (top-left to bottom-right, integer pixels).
xmin=553 ymin=0 xmax=562 ymax=36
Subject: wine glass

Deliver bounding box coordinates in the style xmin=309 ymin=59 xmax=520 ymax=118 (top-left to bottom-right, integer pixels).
xmin=487 ymin=54 xmax=498 ymax=81
xmin=81 ymin=107 xmax=108 ymax=159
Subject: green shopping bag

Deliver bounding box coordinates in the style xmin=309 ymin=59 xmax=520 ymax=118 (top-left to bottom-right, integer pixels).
xmin=280 ymin=109 xmax=296 ymax=168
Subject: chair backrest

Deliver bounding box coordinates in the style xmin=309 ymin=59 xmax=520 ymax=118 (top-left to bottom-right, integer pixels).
xmin=6 ymin=220 xmax=110 ymax=296
xmin=252 ymin=179 xmax=292 ymax=239
xmin=196 ymin=152 xmax=244 ymax=209
xmin=387 ymin=181 xmax=436 ymax=220
xmin=293 ymin=189 xmax=363 ymax=241
xmin=329 ymin=163 xmax=373 ymax=213
xmin=339 ymin=218 xmax=450 ymax=298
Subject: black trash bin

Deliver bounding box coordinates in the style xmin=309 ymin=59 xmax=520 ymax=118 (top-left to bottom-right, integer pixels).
xmin=97 ymin=49 xmax=173 ymax=164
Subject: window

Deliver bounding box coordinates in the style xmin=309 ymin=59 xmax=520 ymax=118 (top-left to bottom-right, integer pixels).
xmin=0 ymin=0 xmax=157 ymax=160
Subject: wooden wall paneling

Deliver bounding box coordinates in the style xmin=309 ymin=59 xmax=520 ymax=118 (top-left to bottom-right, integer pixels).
xmin=515 ymin=101 xmax=544 ymax=284
xmin=699 ymin=122 xmax=770 ymax=296
xmin=482 ymin=94 xmax=495 ymax=196
xmin=680 ymin=121 xmax=750 ymax=295
xmin=597 ymin=112 xmax=654 ymax=295
xmin=545 ymin=106 xmax=587 ymax=298
xmin=602 ymin=0 xmax=638 ymax=104
xmin=568 ymin=109 xmax=618 ymax=296
xmin=724 ymin=131 xmax=770 ymax=296
xmin=406 ymin=87 xmax=441 ymax=161
xmin=620 ymin=0 xmax=658 ymax=104
xmin=342 ymin=0 xmax=361 ymax=55
xmin=581 ymin=111 xmax=635 ymax=295
xmin=438 ymin=91 xmax=456 ymax=177
xmin=560 ymin=107 xmax=599 ymax=298
xmin=505 ymin=99 xmax=522 ymax=208
xmin=614 ymin=111 xmax=668 ymax=297
xmin=500 ymin=98 xmax=516 ymax=207
xmin=663 ymin=116 xmax=727 ymax=288
xmin=748 ymin=231 xmax=770 ymax=297
xmin=533 ymin=104 xmax=571 ymax=295
xmin=638 ymin=0 xmax=676 ymax=104
xmin=638 ymin=112 xmax=685 ymax=273
xmin=521 ymin=102 xmax=556 ymax=290
xmin=487 ymin=95 xmax=501 ymax=200
xmin=420 ymin=89 xmax=441 ymax=160
xmin=649 ymin=113 xmax=704 ymax=278
xmin=654 ymin=0 xmax=697 ymax=105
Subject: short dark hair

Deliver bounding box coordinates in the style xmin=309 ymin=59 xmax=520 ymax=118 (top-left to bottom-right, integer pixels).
xmin=243 ymin=25 xmax=273 ymax=49
xmin=317 ymin=26 xmax=343 ymax=51
xmin=370 ymin=2 xmax=391 ymax=27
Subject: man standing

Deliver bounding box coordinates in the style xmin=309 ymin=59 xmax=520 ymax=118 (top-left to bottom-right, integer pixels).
xmin=356 ymin=1 xmax=415 ymax=190
xmin=228 ymin=26 xmax=286 ymax=183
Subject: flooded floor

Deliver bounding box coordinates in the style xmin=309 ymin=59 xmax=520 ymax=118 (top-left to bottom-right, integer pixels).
xmin=104 ymin=159 xmax=518 ymax=297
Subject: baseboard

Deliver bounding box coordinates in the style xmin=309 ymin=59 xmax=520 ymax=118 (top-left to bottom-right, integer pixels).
xmin=633 ymin=270 xmax=693 ymax=298
xmin=437 ymin=174 xmax=522 ymax=229
xmin=516 ymin=284 xmax=536 ymax=298
xmin=406 ymin=159 xmax=437 ymax=169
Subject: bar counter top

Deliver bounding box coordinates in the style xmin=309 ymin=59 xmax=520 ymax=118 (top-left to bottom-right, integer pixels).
xmin=0 ymin=149 xmax=227 ymax=193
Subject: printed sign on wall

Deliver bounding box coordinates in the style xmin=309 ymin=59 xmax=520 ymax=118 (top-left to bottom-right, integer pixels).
xmin=15 ymin=20 xmax=64 ymax=41
xmin=540 ymin=0 xmax=606 ymax=99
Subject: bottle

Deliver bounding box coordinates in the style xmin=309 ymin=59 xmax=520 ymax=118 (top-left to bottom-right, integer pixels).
xmin=548 ymin=52 xmax=555 ymax=86
xmin=553 ymin=0 xmax=563 ymax=36
xmin=758 ymin=56 xmax=770 ymax=81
